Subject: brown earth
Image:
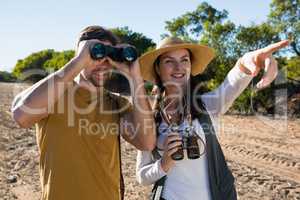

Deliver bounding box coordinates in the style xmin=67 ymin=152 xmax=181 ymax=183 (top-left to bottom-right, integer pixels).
xmin=0 ymin=82 xmax=299 ymax=200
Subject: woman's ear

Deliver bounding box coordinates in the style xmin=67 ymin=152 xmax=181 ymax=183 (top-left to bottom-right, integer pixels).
xmin=155 ymin=64 xmax=160 ymax=75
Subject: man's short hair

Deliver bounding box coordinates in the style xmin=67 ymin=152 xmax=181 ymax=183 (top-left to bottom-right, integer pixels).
xmin=77 ymin=25 xmax=120 ymax=46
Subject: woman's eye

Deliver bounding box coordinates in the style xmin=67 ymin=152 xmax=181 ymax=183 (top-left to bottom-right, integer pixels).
xmin=182 ymin=59 xmax=189 ymax=63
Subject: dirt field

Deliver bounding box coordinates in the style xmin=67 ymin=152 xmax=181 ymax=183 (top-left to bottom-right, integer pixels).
xmin=0 ymin=82 xmax=299 ymax=200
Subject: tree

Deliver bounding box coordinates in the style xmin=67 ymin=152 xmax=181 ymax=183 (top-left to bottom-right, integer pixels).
xmin=164 ymin=2 xmax=228 ymax=41
xmin=235 ymin=23 xmax=280 ymax=55
xmin=284 ymin=56 xmax=300 ymax=80
xmin=111 ymin=26 xmax=155 ymax=55
xmin=0 ymin=71 xmax=15 ymax=82
xmin=12 ymin=50 xmax=74 ymax=81
xmin=268 ymin=0 xmax=300 ymax=56
xmin=12 ymin=49 xmax=55 ymax=81
xmin=44 ymin=50 xmax=75 ymax=71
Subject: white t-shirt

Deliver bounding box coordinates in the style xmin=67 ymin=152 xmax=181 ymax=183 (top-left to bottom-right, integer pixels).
xmin=159 ymin=119 xmax=211 ymax=200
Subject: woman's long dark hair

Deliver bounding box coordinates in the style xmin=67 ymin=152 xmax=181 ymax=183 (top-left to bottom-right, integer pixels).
xmin=154 ymin=74 xmax=207 ymax=121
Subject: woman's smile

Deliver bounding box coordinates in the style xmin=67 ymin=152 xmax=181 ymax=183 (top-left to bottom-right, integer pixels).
xmin=171 ymin=72 xmax=185 ymax=78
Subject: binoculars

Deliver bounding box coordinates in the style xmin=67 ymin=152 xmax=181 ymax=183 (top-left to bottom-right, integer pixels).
xmin=89 ymin=43 xmax=138 ymax=62
xmin=169 ymin=124 xmax=202 ymax=160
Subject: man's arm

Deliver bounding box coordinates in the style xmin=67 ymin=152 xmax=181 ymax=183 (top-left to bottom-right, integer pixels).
xmin=112 ymin=59 xmax=156 ymax=151
xmin=11 ymin=40 xmax=94 ymax=128
xmin=119 ymin=77 xmax=156 ymax=151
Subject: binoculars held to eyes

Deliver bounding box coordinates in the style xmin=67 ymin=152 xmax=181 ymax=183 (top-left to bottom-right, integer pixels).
xmin=90 ymin=43 xmax=138 ymax=62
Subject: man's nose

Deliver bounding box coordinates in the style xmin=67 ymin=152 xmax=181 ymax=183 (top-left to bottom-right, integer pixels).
xmin=96 ymin=57 xmax=110 ymax=66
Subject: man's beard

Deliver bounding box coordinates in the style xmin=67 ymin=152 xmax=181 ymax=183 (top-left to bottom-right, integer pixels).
xmin=89 ymin=71 xmax=112 ymax=87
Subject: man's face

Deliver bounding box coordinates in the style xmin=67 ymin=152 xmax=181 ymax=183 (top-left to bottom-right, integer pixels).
xmin=81 ymin=40 xmax=114 ymax=87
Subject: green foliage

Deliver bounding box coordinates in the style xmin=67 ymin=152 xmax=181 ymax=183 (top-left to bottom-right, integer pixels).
xmin=200 ymin=22 xmax=236 ymax=58
xmin=12 ymin=49 xmax=55 ymax=79
xmin=284 ymin=57 xmax=300 ymax=80
xmin=144 ymin=81 xmax=154 ymax=95
xmin=268 ymin=0 xmax=300 ymax=55
xmin=44 ymin=50 xmax=75 ymax=71
xmin=235 ymin=23 xmax=280 ymax=55
xmin=164 ymin=2 xmax=228 ymax=40
xmin=12 ymin=49 xmax=75 ymax=82
xmin=0 ymin=71 xmax=15 ymax=82
xmin=111 ymin=26 xmax=155 ymax=55
xmin=230 ymin=88 xmax=254 ymax=114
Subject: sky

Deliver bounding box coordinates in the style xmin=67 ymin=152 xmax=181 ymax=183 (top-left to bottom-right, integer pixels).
xmin=0 ymin=0 xmax=272 ymax=72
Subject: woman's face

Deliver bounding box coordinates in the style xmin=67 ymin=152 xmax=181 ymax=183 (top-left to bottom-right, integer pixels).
xmin=157 ymin=49 xmax=191 ymax=90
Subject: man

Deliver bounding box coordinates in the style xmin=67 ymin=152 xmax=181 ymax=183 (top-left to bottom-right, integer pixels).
xmin=11 ymin=25 xmax=156 ymax=200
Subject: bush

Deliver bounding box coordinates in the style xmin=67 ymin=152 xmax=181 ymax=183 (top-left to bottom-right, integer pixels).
xmin=0 ymin=71 xmax=16 ymax=82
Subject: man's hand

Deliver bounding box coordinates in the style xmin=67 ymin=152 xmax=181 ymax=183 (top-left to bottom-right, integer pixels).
xmin=76 ymin=39 xmax=108 ymax=70
xmin=239 ymin=40 xmax=290 ymax=90
xmin=112 ymin=44 xmax=156 ymax=151
xmin=106 ymin=44 xmax=142 ymax=79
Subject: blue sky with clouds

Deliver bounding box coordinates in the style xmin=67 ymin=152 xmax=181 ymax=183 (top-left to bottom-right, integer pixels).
xmin=0 ymin=0 xmax=272 ymax=72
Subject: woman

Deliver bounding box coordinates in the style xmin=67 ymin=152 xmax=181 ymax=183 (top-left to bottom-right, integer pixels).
xmin=136 ymin=37 xmax=289 ymax=200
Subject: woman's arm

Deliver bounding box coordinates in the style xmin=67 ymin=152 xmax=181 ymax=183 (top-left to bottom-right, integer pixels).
xmin=136 ymin=150 xmax=166 ymax=186
xmin=201 ymin=60 xmax=252 ymax=115
xmin=201 ymin=40 xmax=289 ymax=116
xmin=136 ymin=133 xmax=181 ymax=185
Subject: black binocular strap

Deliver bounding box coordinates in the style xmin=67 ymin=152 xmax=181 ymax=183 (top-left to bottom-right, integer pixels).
xmin=109 ymin=94 xmax=125 ymax=200
xmin=151 ymin=147 xmax=167 ymax=200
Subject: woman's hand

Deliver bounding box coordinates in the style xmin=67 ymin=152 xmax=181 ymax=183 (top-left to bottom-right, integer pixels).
xmin=160 ymin=132 xmax=182 ymax=173
xmin=238 ymin=40 xmax=289 ymax=90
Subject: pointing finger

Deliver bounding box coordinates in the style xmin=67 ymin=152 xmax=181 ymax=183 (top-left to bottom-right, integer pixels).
xmin=260 ymin=40 xmax=290 ymax=57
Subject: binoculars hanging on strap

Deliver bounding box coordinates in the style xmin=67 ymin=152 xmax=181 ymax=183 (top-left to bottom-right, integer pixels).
xmin=159 ymin=103 xmax=206 ymax=161
xmin=168 ymin=123 xmax=204 ymax=160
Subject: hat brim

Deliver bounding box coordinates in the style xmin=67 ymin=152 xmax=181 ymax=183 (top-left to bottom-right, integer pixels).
xmin=139 ymin=43 xmax=215 ymax=83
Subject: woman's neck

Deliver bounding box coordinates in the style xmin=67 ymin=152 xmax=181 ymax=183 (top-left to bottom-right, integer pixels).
xmin=163 ymin=88 xmax=185 ymax=124
xmin=164 ymin=88 xmax=183 ymax=107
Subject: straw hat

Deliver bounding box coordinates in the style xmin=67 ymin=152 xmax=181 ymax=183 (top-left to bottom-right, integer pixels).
xmin=139 ymin=37 xmax=215 ymax=83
